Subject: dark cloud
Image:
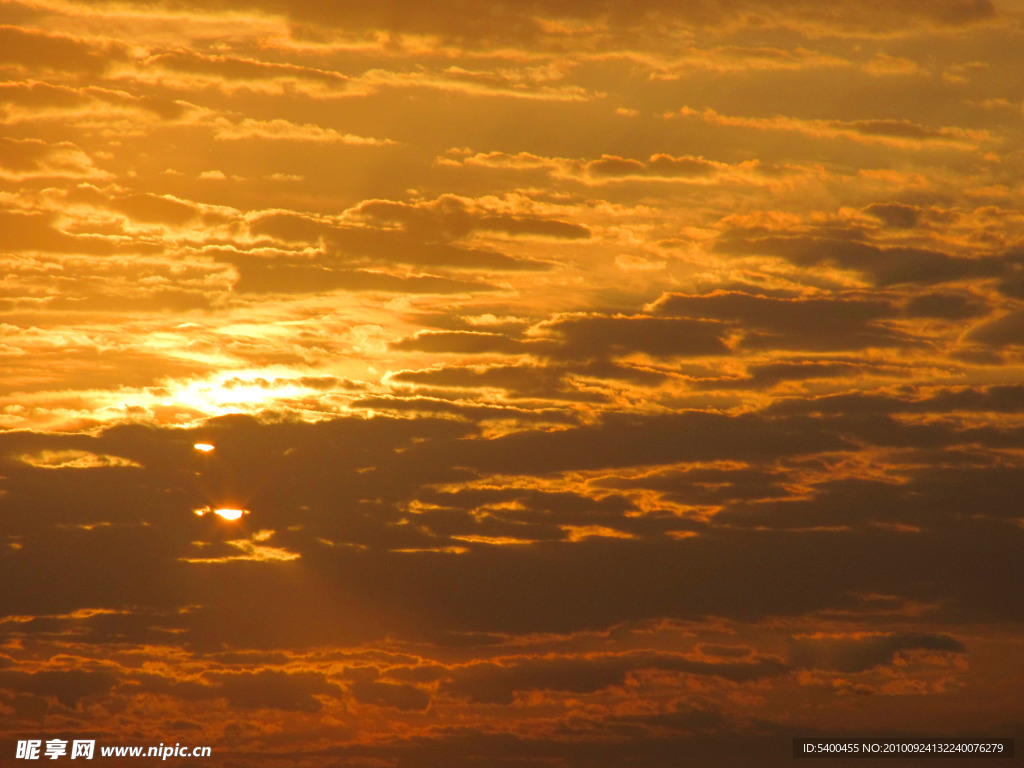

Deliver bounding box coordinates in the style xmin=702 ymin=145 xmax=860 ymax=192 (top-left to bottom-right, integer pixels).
xmin=964 ymin=310 xmax=1024 ymax=346
xmin=208 ymin=670 xmax=342 ymax=711
xmin=441 ymin=651 xmax=786 ymax=704
xmin=327 ymin=238 xmax=539 ymax=271
xmin=351 ymin=395 xmax=578 ymax=423
xmin=0 ymin=669 xmax=117 ymax=708
xmin=248 ymin=213 xmax=550 ymax=271
xmin=767 ymin=385 xmax=1024 ymax=417
xmin=389 ymin=363 xmax=609 ymax=401
xmin=408 ymin=485 xmax=675 ymax=541
xmin=0 ymin=412 xmax=1021 ymax=687
xmin=393 ymin=318 xmax=730 ymax=367
xmin=595 ymin=465 xmax=790 ymax=505
xmin=713 ymin=235 xmax=1004 ymax=287
xmin=903 ymin=291 xmax=987 ymax=320
xmin=711 ymin=460 xmax=1024 ymax=536
xmin=538 ymin=314 xmax=729 ymax=359
xmin=864 ymin=203 xmax=920 ymax=229
xmin=399 ymin=410 xmax=853 ymax=475
xmin=994 ymin=253 xmax=1024 ymax=299
xmin=229 ymin=259 xmax=500 ymax=295
xmin=354 ymin=197 xmax=590 ymax=240
xmin=349 ymin=680 xmax=431 ymax=711
xmin=309 ymin=712 xmax=869 ymax=768
xmin=788 ymin=633 xmax=965 ymax=673
xmin=696 ymin=360 xmax=882 ymax=390
xmin=569 ymin=359 xmax=673 ymax=385
xmin=652 ymin=291 xmax=910 ymax=351
xmin=390 ymin=330 xmax=533 ymax=355
xmin=0 ymin=413 xmax=476 ymax=536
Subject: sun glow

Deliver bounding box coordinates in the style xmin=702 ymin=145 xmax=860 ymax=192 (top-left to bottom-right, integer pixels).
xmin=193 ymin=506 xmax=250 ymax=521
xmin=166 ymin=372 xmax=322 ymax=417
xmin=193 ymin=443 xmax=215 ymax=452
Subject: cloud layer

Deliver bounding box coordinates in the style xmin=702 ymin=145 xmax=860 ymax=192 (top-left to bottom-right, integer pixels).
xmin=1 ymin=0 xmax=1023 ymax=765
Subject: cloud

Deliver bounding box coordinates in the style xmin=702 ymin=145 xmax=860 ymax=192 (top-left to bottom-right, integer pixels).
xmin=351 ymin=395 xmax=578 ymax=424
xmin=109 ymin=192 xmax=199 ymax=225
xmin=353 ymin=196 xmax=590 ymax=240
xmin=864 ymin=203 xmax=920 ymax=229
xmin=349 ymin=680 xmax=431 ymax=711
xmin=0 ymin=138 xmax=110 ymax=180
xmin=229 ymin=260 xmax=501 ymax=295
xmin=441 ymin=651 xmax=786 ymax=704
xmin=207 ymin=670 xmax=342 ymax=711
xmin=146 ymin=49 xmax=349 ymax=86
xmin=16 ymin=449 xmax=141 ymax=469
xmin=679 ymin=107 xmax=988 ymax=150
xmin=651 ymin=292 xmax=912 ymax=351
xmin=212 ymin=117 xmax=392 ymax=146
xmin=248 ymin=211 xmax=550 ymax=271
xmin=0 ymin=248 xmax=231 ymax=321
xmin=699 ymin=360 xmax=896 ymax=390
xmin=0 ymin=80 xmax=186 ymax=122
xmin=390 ymin=330 xmax=533 ymax=355
xmin=535 ymin=314 xmax=730 ymax=359
xmin=767 ymin=385 xmax=1024 ymax=417
xmin=1 ymin=0 xmax=1023 ymax=761
xmin=594 ymin=465 xmax=790 ymax=505
xmin=903 ymin=291 xmax=987 ymax=319
xmin=110 ymin=0 xmax=1002 ymax=48
xmin=397 ymin=410 xmax=854 ymax=475
xmin=587 ymin=153 xmax=718 ymax=179
xmin=788 ymin=633 xmax=965 ymax=672
xmin=965 ymin=310 xmax=1024 ymax=346
xmin=179 ymin=532 xmax=301 ymax=563
xmin=389 ymin=362 xmax=609 ymax=401
xmin=0 ymin=25 xmax=124 ymax=73
xmin=0 ymin=668 xmax=117 ymax=708
xmin=0 ymin=209 xmax=118 ymax=255
xmin=0 ymin=80 xmax=89 ymax=110
xmin=712 ymin=235 xmax=1005 ymax=287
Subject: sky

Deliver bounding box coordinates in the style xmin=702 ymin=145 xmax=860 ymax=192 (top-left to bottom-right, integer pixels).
xmin=1 ymin=0 xmax=1024 ymax=765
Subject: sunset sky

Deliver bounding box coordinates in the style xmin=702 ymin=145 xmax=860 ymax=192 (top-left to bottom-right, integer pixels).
xmin=2 ymin=0 xmax=1024 ymax=765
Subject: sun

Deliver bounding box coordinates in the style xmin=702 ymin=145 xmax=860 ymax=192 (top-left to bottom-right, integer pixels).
xmin=193 ymin=506 xmax=250 ymax=521
xmin=167 ymin=372 xmax=313 ymax=417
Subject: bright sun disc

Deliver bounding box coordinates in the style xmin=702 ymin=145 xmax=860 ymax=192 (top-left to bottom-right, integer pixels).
xmin=193 ymin=443 xmax=215 ymax=452
xmin=193 ymin=506 xmax=249 ymax=520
